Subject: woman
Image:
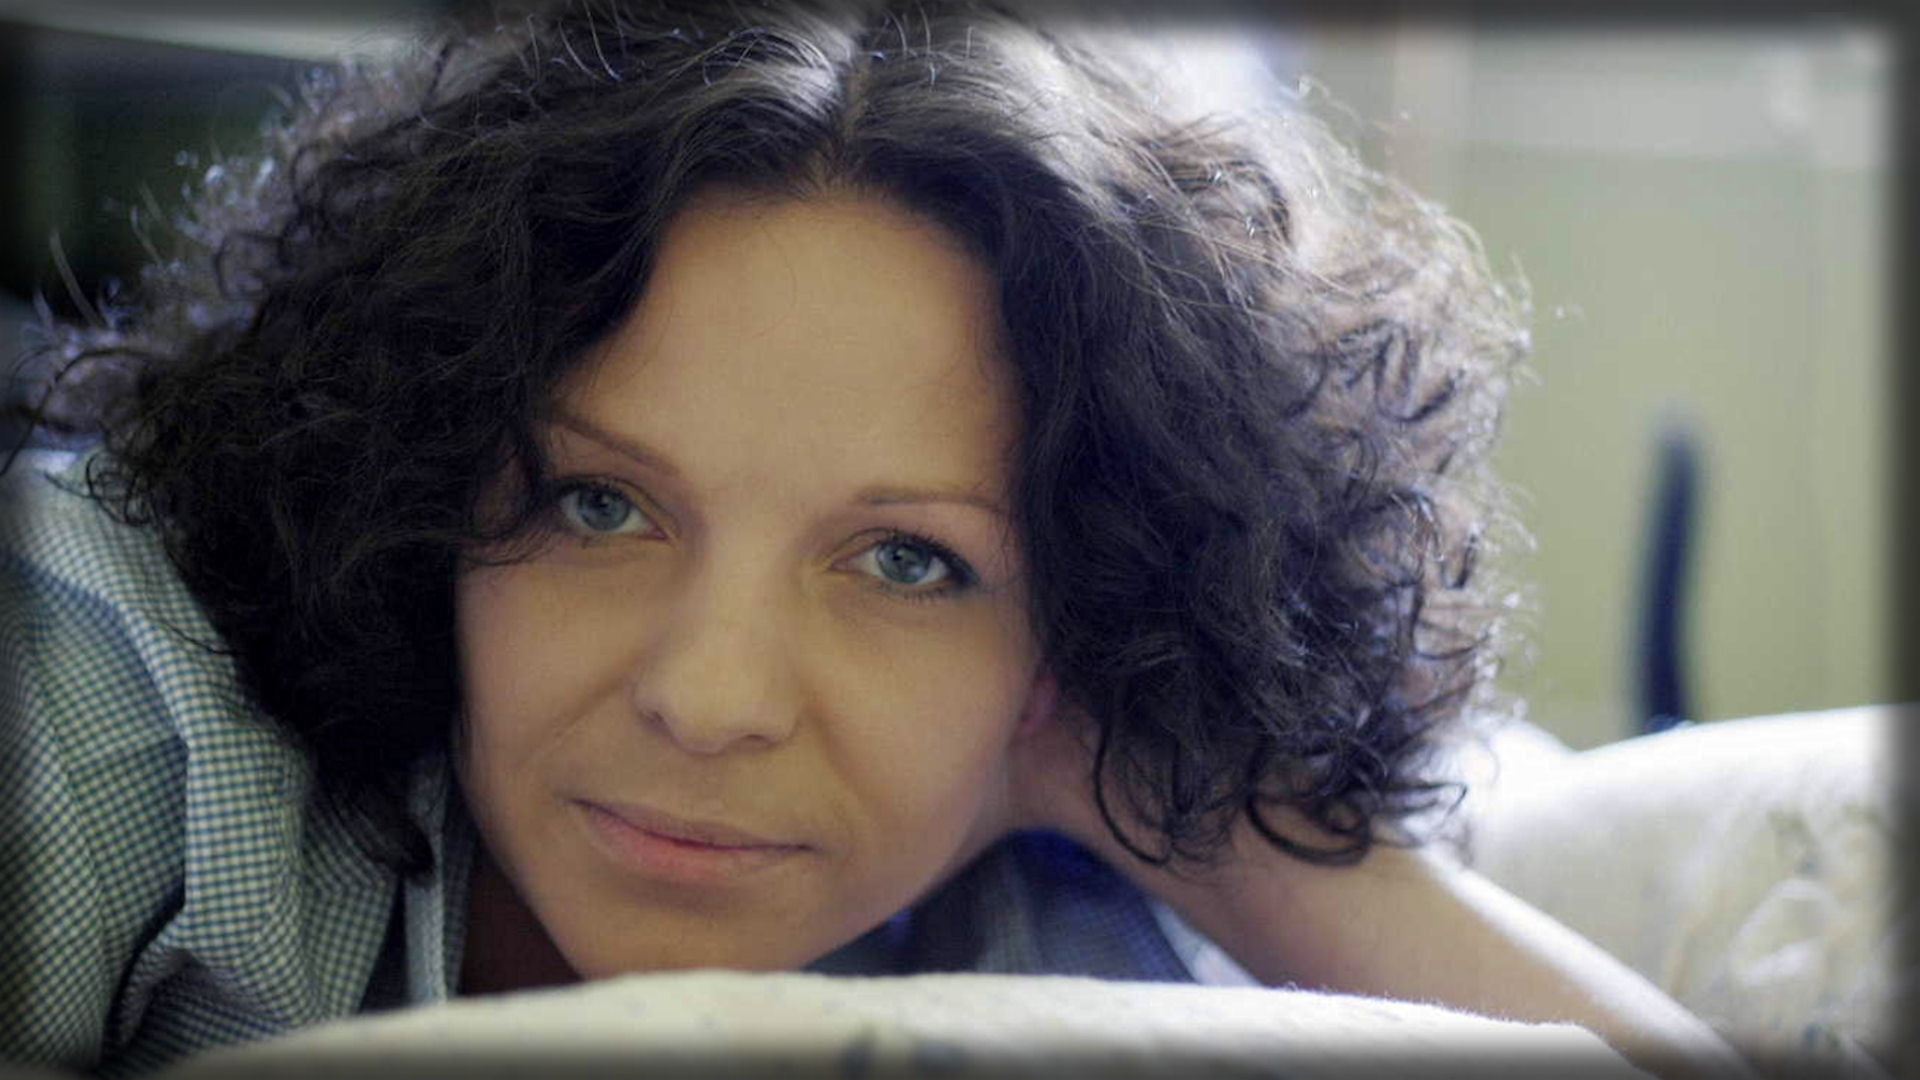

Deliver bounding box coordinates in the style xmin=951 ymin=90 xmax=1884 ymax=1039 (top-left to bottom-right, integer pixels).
xmin=1 ymin=1 xmax=1749 ymax=1077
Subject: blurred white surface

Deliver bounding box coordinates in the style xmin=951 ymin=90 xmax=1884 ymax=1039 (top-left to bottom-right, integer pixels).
xmin=1468 ymin=704 xmax=1903 ymax=1077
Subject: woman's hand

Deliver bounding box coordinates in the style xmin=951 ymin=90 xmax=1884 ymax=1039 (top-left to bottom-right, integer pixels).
xmin=1002 ymin=691 xmax=1759 ymax=1080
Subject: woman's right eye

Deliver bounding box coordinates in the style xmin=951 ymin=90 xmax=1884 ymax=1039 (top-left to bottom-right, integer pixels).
xmin=554 ymin=483 xmax=655 ymax=538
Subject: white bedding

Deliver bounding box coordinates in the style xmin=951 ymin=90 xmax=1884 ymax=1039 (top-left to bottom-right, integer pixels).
xmin=157 ymin=970 xmax=1649 ymax=1079
xmin=1465 ymin=705 xmax=1905 ymax=1078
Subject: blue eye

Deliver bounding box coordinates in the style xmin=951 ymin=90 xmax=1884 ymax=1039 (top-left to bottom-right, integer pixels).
xmin=854 ymin=534 xmax=975 ymax=596
xmin=555 ymin=484 xmax=652 ymax=537
xmin=874 ymin=538 xmax=946 ymax=586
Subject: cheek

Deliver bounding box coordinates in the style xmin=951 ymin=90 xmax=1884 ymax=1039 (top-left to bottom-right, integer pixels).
xmin=830 ymin=623 xmax=1034 ymax=850
xmin=455 ymin=563 xmax=629 ymax=745
xmin=453 ymin=569 xmax=533 ymax=829
xmin=454 ymin=566 xmax=610 ymax=820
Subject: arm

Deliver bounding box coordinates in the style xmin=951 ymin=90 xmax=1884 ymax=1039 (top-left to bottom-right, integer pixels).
xmin=1107 ymin=815 xmax=1758 ymax=1080
xmin=1004 ymin=705 xmax=1758 ymax=1080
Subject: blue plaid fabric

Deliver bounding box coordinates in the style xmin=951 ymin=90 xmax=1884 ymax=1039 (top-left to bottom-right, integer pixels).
xmin=1 ymin=450 xmax=1217 ymax=1077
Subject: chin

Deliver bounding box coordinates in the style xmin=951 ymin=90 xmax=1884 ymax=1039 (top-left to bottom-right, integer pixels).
xmin=561 ymin=930 xmax=826 ymax=979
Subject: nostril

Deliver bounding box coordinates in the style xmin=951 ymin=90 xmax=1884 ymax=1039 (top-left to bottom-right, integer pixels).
xmin=625 ymin=580 xmax=805 ymax=752
xmin=632 ymin=685 xmax=801 ymax=755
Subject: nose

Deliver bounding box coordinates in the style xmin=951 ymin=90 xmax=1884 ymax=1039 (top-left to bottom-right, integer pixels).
xmin=627 ymin=560 xmax=804 ymax=755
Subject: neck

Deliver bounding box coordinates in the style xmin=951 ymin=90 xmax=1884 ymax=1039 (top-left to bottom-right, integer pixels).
xmin=460 ymin=846 xmax=581 ymax=996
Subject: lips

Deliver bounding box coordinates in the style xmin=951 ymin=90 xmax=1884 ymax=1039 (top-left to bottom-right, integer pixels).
xmin=584 ymin=800 xmax=802 ymax=850
xmin=575 ymin=800 xmax=808 ymax=887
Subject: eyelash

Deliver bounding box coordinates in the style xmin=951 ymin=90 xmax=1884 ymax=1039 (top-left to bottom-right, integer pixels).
xmin=544 ymin=478 xmax=660 ymax=542
xmin=866 ymin=530 xmax=979 ymax=604
xmin=539 ymin=479 xmax=979 ymax=601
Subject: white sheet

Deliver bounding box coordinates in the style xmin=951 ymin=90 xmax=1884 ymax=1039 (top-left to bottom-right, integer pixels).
xmin=1465 ymin=705 xmax=1904 ymax=1078
xmin=159 ymin=970 xmax=1649 ymax=1079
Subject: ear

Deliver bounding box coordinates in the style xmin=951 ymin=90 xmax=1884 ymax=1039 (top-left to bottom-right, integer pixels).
xmin=1014 ymin=666 xmax=1061 ymax=738
xmin=1002 ymin=666 xmax=1107 ymax=844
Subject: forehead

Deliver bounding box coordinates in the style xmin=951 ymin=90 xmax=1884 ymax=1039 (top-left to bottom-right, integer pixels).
xmin=555 ymin=190 xmax=1019 ymax=500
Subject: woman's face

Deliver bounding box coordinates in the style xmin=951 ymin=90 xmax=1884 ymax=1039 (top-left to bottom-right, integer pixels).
xmin=455 ymin=191 xmax=1044 ymax=978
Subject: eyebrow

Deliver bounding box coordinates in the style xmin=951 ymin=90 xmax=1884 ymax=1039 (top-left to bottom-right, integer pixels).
xmin=551 ymin=411 xmax=681 ymax=479
xmin=550 ymin=411 xmax=1010 ymax=520
xmin=857 ymin=486 xmax=1009 ymax=520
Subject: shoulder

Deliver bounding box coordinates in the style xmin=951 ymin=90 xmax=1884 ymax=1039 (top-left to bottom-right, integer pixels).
xmin=0 ymin=448 xmax=383 ymax=1071
xmin=0 ymin=448 xmax=267 ymax=814
xmin=0 ymin=450 xmax=200 ymax=1065
xmin=2 ymin=448 xmax=211 ymax=636
xmin=885 ymin=833 xmax=1204 ymax=982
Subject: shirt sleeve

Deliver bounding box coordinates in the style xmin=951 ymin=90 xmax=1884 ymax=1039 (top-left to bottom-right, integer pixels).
xmin=1 ymin=452 xmax=192 ymax=1071
xmin=2 ymin=450 xmax=401 ymax=1077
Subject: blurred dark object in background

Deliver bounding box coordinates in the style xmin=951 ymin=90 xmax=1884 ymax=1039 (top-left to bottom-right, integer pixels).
xmin=1 ymin=4 xmax=489 ymax=448
xmin=1636 ymin=411 xmax=1704 ymax=736
xmin=2 ymin=4 xmax=486 ymax=336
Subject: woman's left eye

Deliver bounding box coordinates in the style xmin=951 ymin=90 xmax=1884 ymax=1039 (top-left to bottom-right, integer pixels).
xmin=555 ymin=484 xmax=654 ymax=537
xmin=851 ymin=535 xmax=975 ymax=595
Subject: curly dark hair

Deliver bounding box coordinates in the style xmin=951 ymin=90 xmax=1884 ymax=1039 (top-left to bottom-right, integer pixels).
xmin=9 ymin=0 xmax=1528 ymax=878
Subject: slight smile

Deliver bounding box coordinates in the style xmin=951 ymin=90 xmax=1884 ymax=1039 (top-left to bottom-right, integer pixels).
xmin=575 ymin=800 xmax=810 ymax=887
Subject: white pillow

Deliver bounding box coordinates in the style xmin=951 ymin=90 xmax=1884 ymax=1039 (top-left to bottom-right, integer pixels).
xmin=1465 ymin=705 xmax=1904 ymax=1078
xmin=160 ymin=970 xmax=1648 ymax=1079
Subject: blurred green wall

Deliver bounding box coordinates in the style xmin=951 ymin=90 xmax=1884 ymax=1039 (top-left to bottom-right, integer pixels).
xmin=1297 ymin=23 xmax=1890 ymax=747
